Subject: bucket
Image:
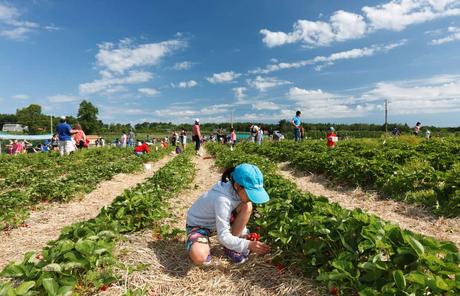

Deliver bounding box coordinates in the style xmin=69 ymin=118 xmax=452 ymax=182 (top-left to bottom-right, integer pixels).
xmin=143 ymin=163 xmax=152 ymax=171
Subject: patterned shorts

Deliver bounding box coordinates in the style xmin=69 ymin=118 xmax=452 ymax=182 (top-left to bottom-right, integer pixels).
xmin=186 ymin=210 xmax=238 ymax=251
xmin=185 ymin=225 xmax=212 ymax=251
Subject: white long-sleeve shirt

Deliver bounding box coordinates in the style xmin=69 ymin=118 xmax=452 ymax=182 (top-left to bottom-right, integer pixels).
xmin=186 ymin=181 xmax=250 ymax=253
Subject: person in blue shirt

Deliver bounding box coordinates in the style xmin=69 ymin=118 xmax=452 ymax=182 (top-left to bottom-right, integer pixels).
xmin=291 ymin=110 xmax=302 ymax=142
xmin=56 ymin=116 xmax=76 ymax=156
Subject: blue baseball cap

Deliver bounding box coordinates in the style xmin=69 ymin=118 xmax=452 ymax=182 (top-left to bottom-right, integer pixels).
xmin=231 ymin=163 xmax=269 ymax=204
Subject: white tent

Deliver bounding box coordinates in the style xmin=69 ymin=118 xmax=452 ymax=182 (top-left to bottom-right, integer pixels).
xmin=0 ymin=133 xmax=52 ymax=140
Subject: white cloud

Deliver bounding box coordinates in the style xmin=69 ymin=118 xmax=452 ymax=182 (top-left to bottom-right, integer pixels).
xmin=260 ymin=0 xmax=460 ymax=47
xmin=260 ymin=10 xmax=367 ymax=47
xmin=47 ymin=94 xmax=83 ymax=103
xmin=362 ymin=74 xmax=460 ymax=114
xmin=96 ymin=38 xmax=187 ymax=74
xmin=430 ymin=26 xmax=460 ymax=44
xmin=287 ymin=87 xmax=370 ymax=118
xmin=363 ymin=0 xmax=460 ymax=31
xmin=153 ymin=103 xmax=232 ymax=119
xmin=247 ymin=76 xmax=291 ymax=92
xmin=173 ymin=61 xmax=192 ymax=70
xmin=80 ymin=37 xmax=187 ymax=96
xmin=12 ymin=94 xmax=29 ymax=100
xmin=284 ymin=74 xmax=460 ymax=118
xmin=101 ymin=106 xmax=151 ymax=117
xmin=250 ymin=41 xmax=406 ymax=74
xmin=172 ymin=80 xmax=197 ymax=88
xmin=0 ymin=3 xmax=56 ymax=40
xmin=252 ymin=101 xmax=281 ymax=110
xmin=79 ymin=70 xmax=153 ymax=94
xmin=0 ymin=27 xmax=32 ymax=40
xmin=233 ymin=87 xmax=247 ymax=101
xmin=138 ymin=87 xmax=159 ymax=96
xmin=206 ymin=71 xmax=241 ymax=84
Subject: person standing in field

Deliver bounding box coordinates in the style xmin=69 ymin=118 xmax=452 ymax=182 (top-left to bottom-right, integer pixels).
xmin=249 ymin=124 xmax=258 ymax=143
xmin=192 ymin=118 xmax=202 ymax=156
xmin=326 ymin=127 xmax=338 ymax=148
xmin=128 ymin=129 xmax=135 ymax=147
xmin=73 ymin=123 xmax=86 ymax=150
xmin=291 ymin=110 xmax=302 ymax=142
xmin=121 ymin=131 xmax=128 ymax=148
xmin=230 ymin=128 xmax=237 ymax=151
xmin=50 ymin=134 xmax=59 ymax=151
xmin=256 ymin=126 xmax=263 ymax=145
xmin=56 ymin=116 xmax=76 ymax=156
xmin=180 ymin=130 xmax=187 ymax=150
xmin=413 ymin=122 xmax=422 ymax=136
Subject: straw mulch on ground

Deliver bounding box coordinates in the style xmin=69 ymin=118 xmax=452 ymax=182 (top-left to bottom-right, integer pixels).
xmin=105 ymin=152 xmax=323 ymax=296
xmin=0 ymin=155 xmax=174 ymax=270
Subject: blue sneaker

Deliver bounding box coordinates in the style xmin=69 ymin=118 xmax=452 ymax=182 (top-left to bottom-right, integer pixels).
xmin=224 ymin=247 xmax=249 ymax=264
xmin=202 ymin=254 xmax=212 ymax=266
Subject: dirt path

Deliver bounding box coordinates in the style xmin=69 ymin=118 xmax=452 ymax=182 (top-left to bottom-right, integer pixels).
xmin=277 ymin=163 xmax=460 ymax=248
xmin=0 ymin=155 xmax=174 ymax=270
xmin=106 ymin=153 xmax=322 ymax=296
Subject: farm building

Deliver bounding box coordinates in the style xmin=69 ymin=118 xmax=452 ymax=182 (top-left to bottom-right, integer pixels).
xmin=1 ymin=123 xmax=28 ymax=132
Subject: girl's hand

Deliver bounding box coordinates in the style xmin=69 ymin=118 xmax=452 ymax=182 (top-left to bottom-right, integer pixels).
xmin=248 ymin=241 xmax=270 ymax=255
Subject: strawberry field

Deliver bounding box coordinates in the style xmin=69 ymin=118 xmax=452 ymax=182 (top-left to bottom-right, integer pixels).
xmin=0 ymin=148 xmax=169 ymax=231
xmin=240 ymin=137 xmax=460 ymax=217
xmin=0 ymin=140 xmax=459 ymax=295
xmin=208 ymin=143 xmax=460 ymax=295
xmin=0 ymin=150 xmax=195 ymax=295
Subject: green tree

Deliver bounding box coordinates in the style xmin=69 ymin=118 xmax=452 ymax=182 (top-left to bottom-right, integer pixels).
xmin=77 ymin=100 xmax=102 ymax=134
xmin=16 ymin=104 xmax=50 ymax=134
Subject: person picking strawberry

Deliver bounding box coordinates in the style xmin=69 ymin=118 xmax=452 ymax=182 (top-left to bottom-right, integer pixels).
xmin=186 ymin=163 xmax=270 ymax=265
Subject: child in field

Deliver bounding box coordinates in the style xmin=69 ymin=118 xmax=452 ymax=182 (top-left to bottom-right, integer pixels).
xmin=326 ymin=127 xmax=338 ymax=148
xmin=230 ymin=128 xmax=237 ymax=151
xmin=186 ymin=163 xmax=270 ymax=265
xmin=414 ymin=122 xmax=422 ymax=135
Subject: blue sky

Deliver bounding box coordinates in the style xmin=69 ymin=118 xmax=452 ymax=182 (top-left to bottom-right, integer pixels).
xmin=0 ymin=0 xmax=460 ymax=126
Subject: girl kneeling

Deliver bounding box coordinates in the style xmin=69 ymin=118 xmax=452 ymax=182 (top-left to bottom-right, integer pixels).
xmin=186 ymin=163 xmax=270 ymax=265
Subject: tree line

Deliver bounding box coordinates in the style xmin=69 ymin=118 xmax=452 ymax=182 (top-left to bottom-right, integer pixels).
xmin=1 ymin=101 xmax=460 ymax=135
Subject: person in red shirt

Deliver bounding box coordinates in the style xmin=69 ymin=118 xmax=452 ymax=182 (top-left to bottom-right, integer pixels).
xmin=134 ymin=141 xmax=150 ymax=156
xmin=326 ymin=127 xmax=338 ymax=148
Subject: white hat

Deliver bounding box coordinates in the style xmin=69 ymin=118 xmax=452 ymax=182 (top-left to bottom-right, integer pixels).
xmin=60 ymin=116 xmax=66 ymax=120
xmin=195 ymin=118 xmax=200 ymax=123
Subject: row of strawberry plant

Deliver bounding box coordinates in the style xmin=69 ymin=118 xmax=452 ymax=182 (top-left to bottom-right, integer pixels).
xmin=0 ymin=148 xmax=170 ymax=231
xmin=240 ymin=138 xmax=460 ymax=217
xmin=0 ymin=149 xmax=195 ymax=296
xmin=208 ymin=143 xmax=460 ymax=296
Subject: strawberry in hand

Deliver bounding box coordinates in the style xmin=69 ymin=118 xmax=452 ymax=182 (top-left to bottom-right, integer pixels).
xmin=246 ymin=232 xmax=261 ymax=241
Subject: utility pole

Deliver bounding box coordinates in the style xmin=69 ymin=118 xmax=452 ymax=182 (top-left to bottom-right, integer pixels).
xmin=384 ymin=99 xmax=388 ymax=134
xmin=231 ymin=109 xmax=234 ymax=128
xmin=50 ymin=115 xmax=53 ymax=134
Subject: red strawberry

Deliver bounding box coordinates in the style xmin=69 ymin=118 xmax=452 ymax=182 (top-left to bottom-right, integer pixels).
xmin=275 ymin=263 xmax=285 ymax=272
xmin=246 ymin=232 xmax=260 ymax=241
xmin=35 ymin=254 xmax=43 ymax=260
xmin=330 ymin=287 xmax=339 ymax=295
xmin=99 ymin=285 xmax=109 ymax=292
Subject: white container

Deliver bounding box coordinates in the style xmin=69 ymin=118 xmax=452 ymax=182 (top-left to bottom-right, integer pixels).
xmin=143 ymin=163 xmax=152 ymax=171
xmin=331 ymin=136 xmax=338 ymax=143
